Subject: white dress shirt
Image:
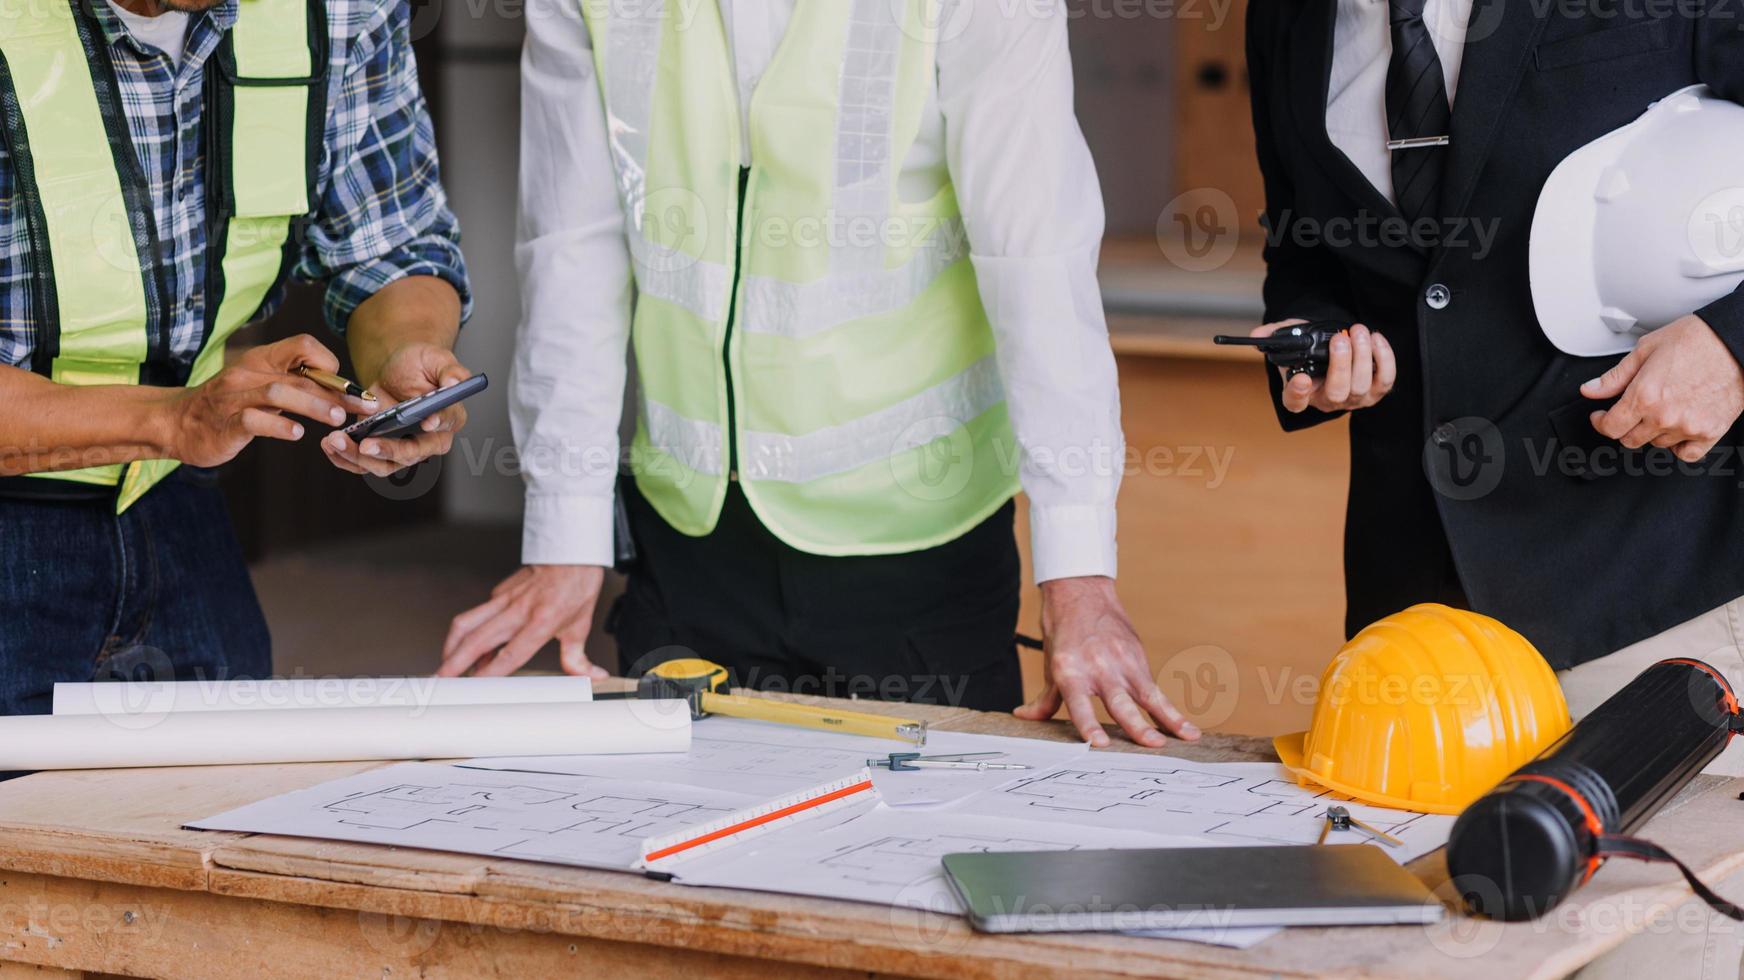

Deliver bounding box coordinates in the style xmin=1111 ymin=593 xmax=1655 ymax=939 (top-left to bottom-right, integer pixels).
xmin=515 ymin=0 xmax=1122 ymax=583
xmin=1327 ymin=0 xmax=1473 ymax=202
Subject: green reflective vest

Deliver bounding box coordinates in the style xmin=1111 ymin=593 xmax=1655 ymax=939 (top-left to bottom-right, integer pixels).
xmin=580 ymin=0 xmax=1020 ymax=555
xmin=1 ymin=0 xmax=321 ymax=511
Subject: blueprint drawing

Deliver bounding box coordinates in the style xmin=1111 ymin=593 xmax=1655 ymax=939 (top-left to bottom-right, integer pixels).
xmin=189 ymin=762 xmax=762 ymax=871
xmin=957 ymin=759 xmax=1455 ymax=863
xmin=466 ymin=716 xmax=1088 ymax=805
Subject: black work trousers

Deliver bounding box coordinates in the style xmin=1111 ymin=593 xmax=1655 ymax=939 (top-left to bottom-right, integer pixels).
xmin=611 ymin=479 xmax=1023 ymax=712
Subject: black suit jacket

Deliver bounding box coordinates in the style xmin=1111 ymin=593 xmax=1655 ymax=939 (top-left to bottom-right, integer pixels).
xmin=1247 ymin=0 xmax=1744 ymax=667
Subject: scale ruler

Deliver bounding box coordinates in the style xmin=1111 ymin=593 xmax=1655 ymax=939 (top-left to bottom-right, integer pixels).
xmin=637 ymin=769 xmax=878 ymax=871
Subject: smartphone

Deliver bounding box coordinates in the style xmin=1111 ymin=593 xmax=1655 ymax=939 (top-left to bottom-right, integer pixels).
xmin=342 ymin=374 xmax=489 ymax=441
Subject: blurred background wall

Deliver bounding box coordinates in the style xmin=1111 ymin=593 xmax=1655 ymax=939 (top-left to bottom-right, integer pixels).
xmin=235 ymin=0 xmax=1350 ymax=738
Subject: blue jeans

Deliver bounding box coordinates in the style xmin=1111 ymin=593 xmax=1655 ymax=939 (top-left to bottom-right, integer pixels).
xmin=0 ymin=467 xmax=271 ymax=717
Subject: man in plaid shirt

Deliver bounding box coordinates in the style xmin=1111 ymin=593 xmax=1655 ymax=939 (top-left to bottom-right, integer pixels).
xmin=0 ymin=0 xmax=472 ymax=715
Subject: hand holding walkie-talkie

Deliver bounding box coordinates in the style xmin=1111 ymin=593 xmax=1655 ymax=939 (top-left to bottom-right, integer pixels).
xmin=1212 ymin=320 xmax=1344 ymax=379
xmin=1215 ymin=321 xmax=1397 ymax=415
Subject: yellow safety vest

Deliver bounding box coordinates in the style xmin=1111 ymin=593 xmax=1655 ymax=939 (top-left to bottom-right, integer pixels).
xmin=2 ymin=0 xmax=321 ymax=511
xmin=580 ymin=0 xmax=1020 ymax=555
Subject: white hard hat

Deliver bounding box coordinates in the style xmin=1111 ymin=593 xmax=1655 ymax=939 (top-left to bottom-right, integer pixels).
xmin=1530 ymin=85 xmax=1744 ymax=357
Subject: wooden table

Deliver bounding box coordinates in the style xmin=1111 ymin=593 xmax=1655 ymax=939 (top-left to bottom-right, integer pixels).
xmin=1 ymin=691 xmax=1740 ymax=979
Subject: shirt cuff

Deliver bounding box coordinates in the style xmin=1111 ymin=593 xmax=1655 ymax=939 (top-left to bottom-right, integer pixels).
xmin=1028 ymin=503 xmax=1118 ymax=584
xmin=324 ymin=241 xmax=474 ymax=335
xmin=521 ymin=493 xmax=616 ymax=567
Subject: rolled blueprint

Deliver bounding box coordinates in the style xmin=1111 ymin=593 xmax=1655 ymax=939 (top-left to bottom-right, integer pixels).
xmin=52 ymin=675 xmax=594 ymax=717
xmin=0 ymin=699 xmax=690 ymax=771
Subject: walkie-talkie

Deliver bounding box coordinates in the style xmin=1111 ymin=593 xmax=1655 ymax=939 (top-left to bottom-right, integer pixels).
xmin=1212 ymin=321 xmax=1345 ymax=379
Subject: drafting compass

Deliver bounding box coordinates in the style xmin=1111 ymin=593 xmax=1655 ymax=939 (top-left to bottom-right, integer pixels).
xmin=867 ymin=752 xmax=1031 ymax=772
xmin=1316 ymin=805 xmax=1404 ymax=847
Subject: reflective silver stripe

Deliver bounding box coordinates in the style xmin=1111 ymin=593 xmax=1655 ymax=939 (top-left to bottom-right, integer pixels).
xmin=641 ymin=395 xmax=725 ymax=476
xmin=628 ymin=236 xmax=732 ymax=323
xmin=739 ymin=217 xmax=968 ymax=338
xmin=831 ymin=0 xmax=903 ymax=275
xmin=739 ymin=355 xmax=1004 ymax=483
xmin=594 ymin=0 xmax=663 ymax=230
xmin=595 ymin=0 xmax=729 ymax=324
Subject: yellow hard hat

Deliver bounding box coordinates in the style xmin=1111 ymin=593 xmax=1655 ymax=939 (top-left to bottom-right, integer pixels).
xmin=1274 ymin=603 xmax=1571 ymax=815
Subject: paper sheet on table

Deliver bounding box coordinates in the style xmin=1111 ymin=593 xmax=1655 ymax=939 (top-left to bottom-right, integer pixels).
xmin=953 ymin=757 xmax=1455 ymax=864
xmin=52 ymin=676 xmax=594 ymax=716
xmin=670 ymin=802 xmax=1200 ymax=910
xmin=1 ymin=699 xmax=687 ymax=770
xmin=189 ymin=762 xmax=760 ymax=871
xmin=465 ymin=716 xmax=1090 ymax=805
xmin=1124 ymin=925 xmax=1281 ymax=949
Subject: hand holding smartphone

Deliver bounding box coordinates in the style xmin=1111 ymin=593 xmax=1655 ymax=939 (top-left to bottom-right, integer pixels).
xmin=342 ymin=374 xmax=489 ymax=441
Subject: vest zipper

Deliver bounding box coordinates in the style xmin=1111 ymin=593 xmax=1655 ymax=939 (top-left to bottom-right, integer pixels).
xmin=723 ymin=165 xmax=751 ymax=481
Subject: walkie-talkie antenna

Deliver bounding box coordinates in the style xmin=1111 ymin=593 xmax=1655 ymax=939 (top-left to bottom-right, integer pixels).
xmin=1210 ymin=321 xmax=1345 ymax=379
xmin=1212 ymin=334 xmax=1314 ymax=351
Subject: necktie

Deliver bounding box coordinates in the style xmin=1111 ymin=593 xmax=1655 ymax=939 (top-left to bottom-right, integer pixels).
xmin=1385 ymin=0 xmax=1452 ymax=222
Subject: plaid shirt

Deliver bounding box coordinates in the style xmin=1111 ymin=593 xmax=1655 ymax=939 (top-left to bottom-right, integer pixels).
xmin=0 ymin=0 xmax=471 ymax=372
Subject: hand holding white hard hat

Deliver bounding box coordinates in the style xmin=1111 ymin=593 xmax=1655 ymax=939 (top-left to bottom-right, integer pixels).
xmin=1531 ymin=85 xmax=1744 ymax=357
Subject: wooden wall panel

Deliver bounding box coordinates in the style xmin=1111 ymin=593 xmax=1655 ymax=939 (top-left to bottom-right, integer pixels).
xmin=1016 ymin=353 xmax=1351 ymax=738
xmin=1171 ymin=0 xmax=1265 ymax=245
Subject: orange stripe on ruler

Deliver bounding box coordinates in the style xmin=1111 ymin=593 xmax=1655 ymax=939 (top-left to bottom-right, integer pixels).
xmin=643 ymin=779 xmax=874 ymax=864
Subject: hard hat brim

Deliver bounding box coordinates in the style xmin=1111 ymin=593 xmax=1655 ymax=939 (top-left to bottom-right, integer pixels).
xmin=1273 ymin=731 xmax=1465 ymax=816
xmin=1529 ymin=118 xmax=1640 ymax=358
xmin=1530 ymin=84 xmax=1712 ymax=358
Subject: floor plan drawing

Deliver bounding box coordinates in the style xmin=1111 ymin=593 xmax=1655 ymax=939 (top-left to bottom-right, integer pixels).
xmin=190 ymin=762 xmax=763 ymax=871
xmin=960 ymin=760 xmax=1455 ymax=863
xmin=671 ymin=805 xmax=1268 ymax=946
xmin=674 ymin=805 xmax=1191 ymax=911
xmin=466 ymin=716 xmax=1089 ymax=804
xmin=812 ymin=828 xmax=1078 ymax=891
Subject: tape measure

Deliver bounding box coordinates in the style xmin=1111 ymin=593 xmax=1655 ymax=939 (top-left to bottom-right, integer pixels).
xmin=613 ymin=658 xmax=925 ymax=745
xmin=636 ymin=658 xmax=731 ymax=705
